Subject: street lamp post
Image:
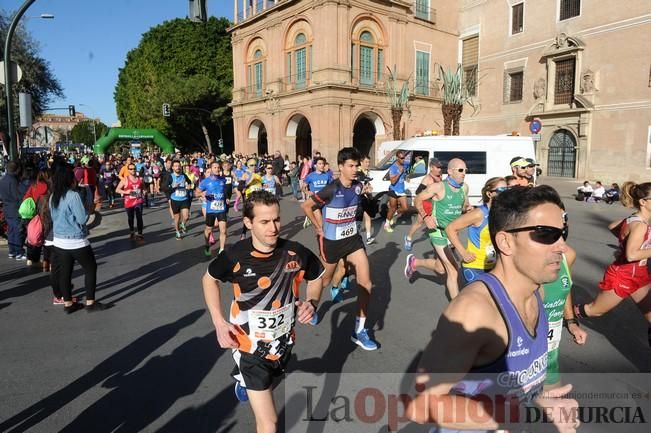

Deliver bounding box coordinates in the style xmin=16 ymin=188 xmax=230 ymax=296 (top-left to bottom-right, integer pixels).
xmin=3 ymin=1 xmax=53 ymax=160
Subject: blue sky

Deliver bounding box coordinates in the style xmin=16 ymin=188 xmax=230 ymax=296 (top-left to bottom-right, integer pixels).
xmin=5 ymin=0 xmax=234 ymax=126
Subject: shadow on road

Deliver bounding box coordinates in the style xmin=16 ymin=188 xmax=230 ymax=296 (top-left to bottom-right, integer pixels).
xmin=0 ymin=310 xmax=205 ymax=433
xmin=58 ymin=332 xmax=223 ymax=433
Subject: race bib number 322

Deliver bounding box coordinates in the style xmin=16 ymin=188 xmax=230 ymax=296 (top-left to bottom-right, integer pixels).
xmin=249 ymin=303 xmax=294 ymax=340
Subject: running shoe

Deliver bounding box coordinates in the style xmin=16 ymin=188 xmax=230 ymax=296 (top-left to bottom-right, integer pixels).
xmin=180 ymin=222 xmax=187 ymax=233
xmin=8 ymin=253 xmax=16 ymax=259
xmin=204 ymin=247 xmax=212 ymax=257
xmin=64 ymin=302 xmax=84 ymax=314
xmin=53 ymin=296 xmax=78 ymax=305
xmin=15 ymin=254 xmax=26 ymax=261
xmin=383 ymin=222 xmax=393 ymax=233
xmin=404 ymin=254 xmax=416 ymax=280
xmin=352 ymin=329 xmax=378 ymax=351
xmin=330 ymin=286 xmax=343 ymax=304
xmin=366 ymin=236 xmax=375 ymax=245
xmin=404 ymin=236 xmax=413 ymax=251
xmin=309 ymin=312 xmax=319 ymax=326
xmin=175 ymin=231 xmax=182 ymax=240
xmin=86 ymin=301 xmax=111 ymax=312
xmin=234 ymin=382 xmax=249 ymax=402
xmin=218 ymin=248 xmax=224 ymax=255
xmin=303 ymin=216 xmax=312 ymax=229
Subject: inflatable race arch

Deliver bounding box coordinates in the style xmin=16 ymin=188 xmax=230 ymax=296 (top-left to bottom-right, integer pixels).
xmin=93 ymin=128 xmax=175 ymax=154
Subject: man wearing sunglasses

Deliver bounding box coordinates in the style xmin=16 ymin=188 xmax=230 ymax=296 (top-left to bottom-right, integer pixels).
xmin=407 ymin=158 xmax=469 ymax=299
xmin=407 ymin=185 xmax=578 ymax=433
xmin=509 ymin=157 xmax=535 ymax=187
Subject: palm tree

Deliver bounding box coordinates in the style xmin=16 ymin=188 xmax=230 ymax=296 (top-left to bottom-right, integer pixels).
xmin=384 ymin=66 xmax=410 ymax=140
xmin=438 ymin=64 xmax=476 ymax=135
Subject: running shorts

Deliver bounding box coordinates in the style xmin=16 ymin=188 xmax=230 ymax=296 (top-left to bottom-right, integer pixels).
xmin=318 ymin=233 xmax=365 ymax=264
xmin=231 ymin=349 xmax=292 ymax=391
xmin=598 ymin=262 xmax=651 ymax=298
xmin=429 ymin=228 xmax=450 ymax=247
xmin=205 ymin=212 xmax=227 ymax=226
xmin=388 ymin=190 xmax=406 ymax=199
xmin=170 ymin=199 xmax=191 ymax=214
xmin=462 ymin=266 xmax=486 ymax=285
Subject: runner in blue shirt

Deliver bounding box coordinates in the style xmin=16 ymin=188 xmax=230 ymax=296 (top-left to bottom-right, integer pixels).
xmin=198 ymin=161 xmax=228 ymax=256
xmin=166 ymin=160 xmax=192 ymax=240
xmin=384 ymin=150 xmax=410 ymax=233
xmin=302 ymin=157 xmax=332 ymax=229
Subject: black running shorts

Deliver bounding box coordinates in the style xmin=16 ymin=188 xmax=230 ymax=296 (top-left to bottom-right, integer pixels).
xmin=231 ymin=349 xmax=292 ymax=391
xmin=170 ymin=199 xmax=190 ymax=214
xmin=318 ymin=233 xmax=365 ymax=264
xmin=205 ymin=212 xmax=227 ymax=226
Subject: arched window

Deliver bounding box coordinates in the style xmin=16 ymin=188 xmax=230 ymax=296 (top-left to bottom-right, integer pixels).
xmin=287 ymin=32 xmax=312 ymax=90
xmin=352 ymin=30 xmax=383 ymax=86
xmin=247 ymin=48 xmax=265 ymax=97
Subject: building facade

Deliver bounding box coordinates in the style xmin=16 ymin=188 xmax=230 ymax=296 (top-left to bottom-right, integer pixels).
xmin=230 ymin=0 xmax=459 ymax=164
xmin=30 ymin=112 xmax=91 ymax=149
xmin=458 ymin=0 xmax=651 ymax=181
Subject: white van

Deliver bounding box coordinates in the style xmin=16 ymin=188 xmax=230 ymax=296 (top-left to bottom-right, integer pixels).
xmin=368 ymin=135 xmax=536 ymax=202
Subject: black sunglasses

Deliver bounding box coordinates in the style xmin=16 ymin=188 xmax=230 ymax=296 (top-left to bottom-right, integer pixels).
xmin=505 ymin=225 xmax=568 ymax=245
xmin=453 ymin=168 xmax=468 ymax=173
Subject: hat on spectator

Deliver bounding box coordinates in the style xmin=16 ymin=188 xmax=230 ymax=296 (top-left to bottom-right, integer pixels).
xmin=525 ymin=157 xmax=540 ymax=166
xmin=510 ymin=157 xmax=529 ymax=168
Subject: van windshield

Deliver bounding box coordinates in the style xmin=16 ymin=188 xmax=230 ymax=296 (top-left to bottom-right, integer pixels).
xmin=375 ymin=150 xmax=400 ymax=170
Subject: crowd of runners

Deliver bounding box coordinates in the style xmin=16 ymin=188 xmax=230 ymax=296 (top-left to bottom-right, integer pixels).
xmin=1 ymin=145 xmax=650 ymax=432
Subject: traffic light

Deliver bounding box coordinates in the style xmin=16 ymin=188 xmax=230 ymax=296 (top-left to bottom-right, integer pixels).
xmin=162 ymin=103 xmax=171 ymax=117
xmin=68 ymin=105 xmax=76 ymax=117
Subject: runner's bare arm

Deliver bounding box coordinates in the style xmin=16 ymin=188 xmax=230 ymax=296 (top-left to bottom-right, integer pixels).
xmin=408 ymin=291 xmax=504 ymax=429
xmin=562 ymin=247 xmax=587 ymax=344
xmin=415 ymin=182 xmax=442 ymax=229
xmin=296 ymin=277 xmax=323 ymax=324
xmin=202 ymin=272 xmax=239 ymax=349
xmin=445 ymin=208 xmax=483 ymax=263
xmin=115 ymin=179 xmax=128 ymax=195
xmin=463 ymin=184 xmax=472 ymax=212
xmin=301 ymin=195 xmax=321 ymax=226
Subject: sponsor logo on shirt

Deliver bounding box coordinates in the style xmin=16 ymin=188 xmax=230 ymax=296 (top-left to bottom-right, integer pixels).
xmin=243 ymin=268 xmax=257 ymax=277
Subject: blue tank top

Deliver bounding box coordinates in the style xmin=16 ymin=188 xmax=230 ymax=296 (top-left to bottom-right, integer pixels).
xmin=262 ymin=175 xmax=277 ymax=195
xmin=305 ymin=171 xmax=331 ymax=194
xmin=316 ymin=179 xmax=363 ymax=241
xmin=437 ymin=273 xmax=548 ymax=433
xmin=170 ymin=173 xmax=189 ymax=202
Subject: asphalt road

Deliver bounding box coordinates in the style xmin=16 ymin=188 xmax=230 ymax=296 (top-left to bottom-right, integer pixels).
xmin=0 ymin=178 xmax=649 ymax=433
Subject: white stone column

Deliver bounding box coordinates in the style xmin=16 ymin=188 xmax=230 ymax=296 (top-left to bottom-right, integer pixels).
xmin=253 ymin=0 xmax=257 ymax=15
xmin=243 ymin=0 xmax=247 ymax=20
xmin=234 ymin=0 xmax=239 ymax=24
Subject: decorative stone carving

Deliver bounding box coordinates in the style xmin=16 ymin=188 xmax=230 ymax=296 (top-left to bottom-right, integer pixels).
xmin=580 ymin=69 xmax=596 ymax=93
xmin=553 ymin=33 xmax=569 ymax=49
xmin=533 ymin=77 xmax=546 ymax=99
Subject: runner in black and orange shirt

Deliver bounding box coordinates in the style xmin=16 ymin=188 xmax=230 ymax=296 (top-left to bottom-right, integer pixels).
xmin=202 ymin=190 xmax=323 ymax=433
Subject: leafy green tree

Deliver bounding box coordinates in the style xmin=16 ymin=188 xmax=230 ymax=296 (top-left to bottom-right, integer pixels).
xmin=70 ymin=119 xmax=108 ymax=146
xmin=0 ymin=10 xmax=64 ymax=142
xmin=114 ymin=17 xmax=233 ymax=154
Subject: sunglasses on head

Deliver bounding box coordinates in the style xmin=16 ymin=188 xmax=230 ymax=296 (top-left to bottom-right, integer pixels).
xmin=490 ymin=186 xmax=509 ymax=193
xmin=505 ymin=225 xmax=569 ymax=245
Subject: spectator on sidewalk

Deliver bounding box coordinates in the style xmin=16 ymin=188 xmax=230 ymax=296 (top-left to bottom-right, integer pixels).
xmin=0 ymin=161 xmax=28 ymax=259
xmin=604 ymin=183 xmax=621 ymax=204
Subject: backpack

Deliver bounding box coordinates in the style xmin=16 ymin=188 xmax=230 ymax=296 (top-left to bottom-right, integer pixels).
xmin=19 ymin=197 xmax=37 ymax=219
xmin=26 ymin=214 xmax=44 ymax=247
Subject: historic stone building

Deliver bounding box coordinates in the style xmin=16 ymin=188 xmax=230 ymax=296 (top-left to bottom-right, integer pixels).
xmin=229 ymin=0 xmax=458 ymax=164
xmin=230 ymin=0 xmax=651 ymax=181
xmin=458 ymin=0 xmax=651 ymax=181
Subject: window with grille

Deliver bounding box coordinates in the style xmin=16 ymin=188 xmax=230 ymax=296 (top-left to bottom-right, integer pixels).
xmin=354 ymin=30 xmax=382 ymax=86
xmin=503 ymin=70 xmax=523 ymax=103
xmin=462 ymin=36 xmax=479 ymax=96
xmin=415 ymin=0 xmax=430 ymax=20
xmin=512 ymin=3 xmax=524 ymax=34
xmin=554 ymin=58 xmax=575 ymax=104
xmin=559 ymin=0 xmax=580 ymax=21
xmin=416 ymin=51 xmax=430 ymax=96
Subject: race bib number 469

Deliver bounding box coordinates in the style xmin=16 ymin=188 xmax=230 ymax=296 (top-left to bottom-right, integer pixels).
xmin=335 ymin=222 xmax=357 ymax=240
xmin=249 ymin=303 xmax=294 ymax=340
